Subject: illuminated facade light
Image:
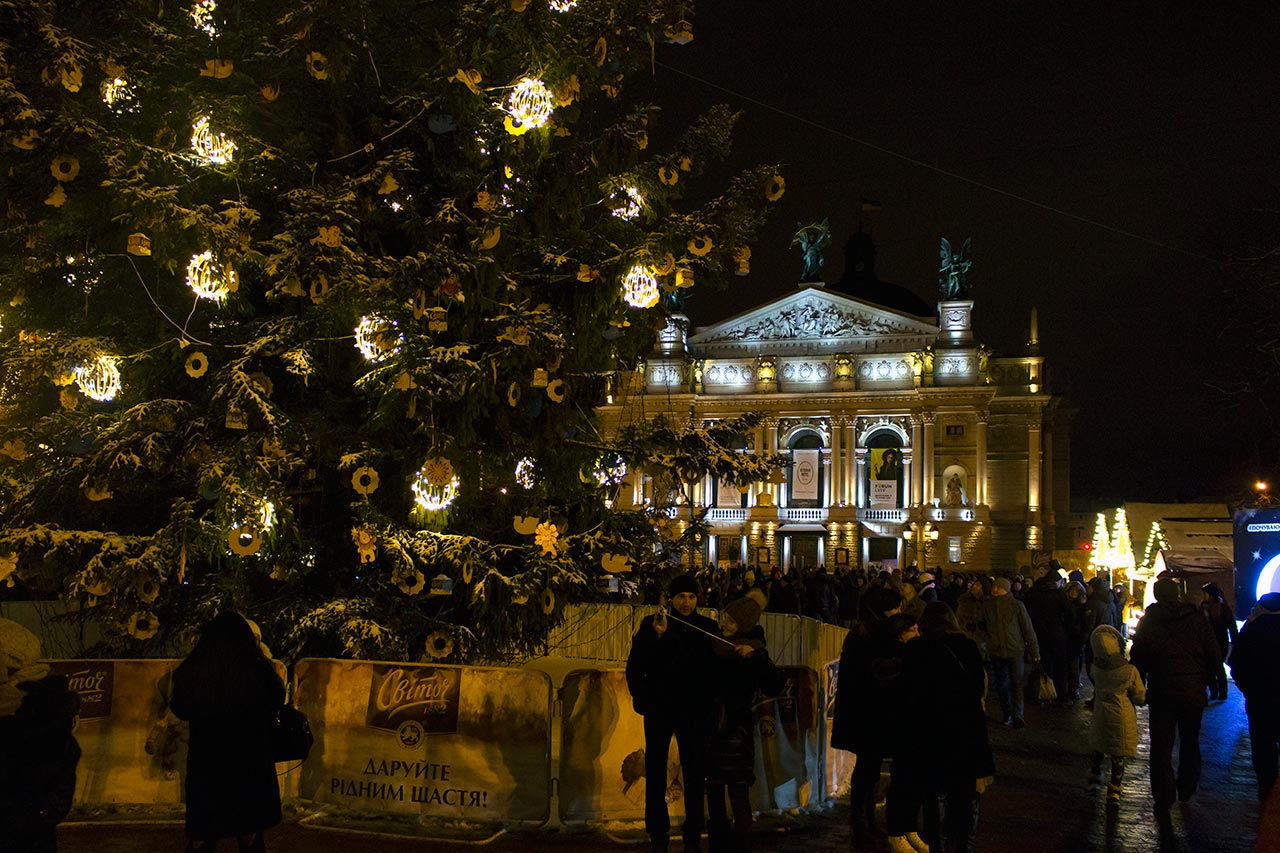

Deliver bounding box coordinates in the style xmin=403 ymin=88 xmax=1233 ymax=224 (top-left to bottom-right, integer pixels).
xmin=74 ymin=355 xmax=122 ymax=402
xmin=186 ymin=250 xmax=238 ymax=302
xmin=191 ymin=115 xmax=237 ymax=165
xmin=505 ymin=77 xmax=554 ymax=130
xmin=622 ymin=265 xmax=659 ymax=309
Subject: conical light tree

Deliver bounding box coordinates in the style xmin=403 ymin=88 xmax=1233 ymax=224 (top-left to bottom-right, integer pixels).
xmin=0 ymin=1 xmax=784 ymax=662
xmin=1140 ymin=520 xmax=1170 ymax=571
xmin=1088 ymin=511 xmax=1112 ymax=573
xmin=1109 ymin=507 xmax=1135 ymax=576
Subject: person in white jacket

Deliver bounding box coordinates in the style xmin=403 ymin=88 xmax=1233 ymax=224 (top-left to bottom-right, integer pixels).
xmin=1088 ymin=624 xmax=1147 ymax=804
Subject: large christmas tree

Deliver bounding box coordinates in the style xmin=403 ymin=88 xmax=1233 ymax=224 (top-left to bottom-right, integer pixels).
xmin=0 ymin=0 xmax=783 ymax=662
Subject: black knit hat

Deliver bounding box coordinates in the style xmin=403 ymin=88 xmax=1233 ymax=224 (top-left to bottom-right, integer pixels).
xmin=667 ymin=573 xmax=699 ymax=597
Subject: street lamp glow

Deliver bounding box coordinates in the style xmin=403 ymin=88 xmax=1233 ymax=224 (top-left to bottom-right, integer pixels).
xmin=1256 ymin=480 xmax=1269 ymax=492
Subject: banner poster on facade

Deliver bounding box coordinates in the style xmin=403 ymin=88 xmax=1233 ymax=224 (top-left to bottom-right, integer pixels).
xmin=792 ymin=449 xmax=820 ymax=502
xmin=293 ymin=659 xmax=552 ymax=823
xmin=869 ymin=448 xmax=902 ymax=508
xmin=558 ymin=666 xmax=819 ymax=822
xmin=717 ymin=475 xmax=743 ymax=508
xmin=46 ymin=659 xmax=187 ymax=807
xmin=1232 ymin=507 xmax=1280 ymax=619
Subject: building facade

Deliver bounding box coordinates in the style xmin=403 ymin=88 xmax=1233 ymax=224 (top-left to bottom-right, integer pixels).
xmin=599 ymin=276 xmax=1071 ymax=574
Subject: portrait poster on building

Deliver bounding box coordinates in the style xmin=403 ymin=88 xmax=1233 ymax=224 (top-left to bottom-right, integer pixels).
xmin=48 ymin=659 xmax=187 ymax=809
xmin=792 ymin=449 xmax=820 ymax=502
xmin=869 ymin=448 xmax=902 ymax=507
xmin=293 ymin=659 xmax=552 ymax=823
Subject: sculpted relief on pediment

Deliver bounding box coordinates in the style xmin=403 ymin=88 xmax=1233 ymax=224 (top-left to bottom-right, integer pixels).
xmin=697 ymin=296 xmax=926 ymax=344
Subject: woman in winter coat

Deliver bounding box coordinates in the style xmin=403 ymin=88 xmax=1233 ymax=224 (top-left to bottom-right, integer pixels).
xmin=1200 ymin=583 xmax=1238 ymax=701
xmin=170 ymin=613 xmax=286 ymax=853
xmin=899 ymin=602 xmax=995 ymax=853
xmin=0 ymin=619 xmax=81 ymax=853
xmin=1087 ymin=624 xmax=1146 ymax=803
xmin=705 ymin=589 xmax=783 ymax=853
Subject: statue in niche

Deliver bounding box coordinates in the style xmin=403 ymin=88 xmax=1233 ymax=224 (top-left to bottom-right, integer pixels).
xmin=792 ymin=219 xmax=831 ymax=282
xmin=938 ymin=236 xmax=973 ymax=299
xmin=944 ymin=473 xmax=969 ymax=507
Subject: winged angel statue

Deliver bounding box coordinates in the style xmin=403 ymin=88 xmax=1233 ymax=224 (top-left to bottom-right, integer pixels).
xmin=939 ymin=237 xmax=973 ymax=299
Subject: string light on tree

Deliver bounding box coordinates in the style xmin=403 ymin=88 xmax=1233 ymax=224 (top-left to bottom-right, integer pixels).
xmin=593 ymin=454 xmax=627 ymax=486
xmin=621 ymin=264 xmax=659 ymax=309
xmin=610 ymin=185 xmax=644 ymax=221
xmin=354 ymin=314 xmax=404 ymax=363
xmin=1088 ymin=511 xmax=1112 ymax=573
xmin=505 ymin=77 xmax=554 ymax=131
xmin=190 ymin=115 xmax=237 ymax=165
xmin=74 ymin=355 xmax=122 ymax=402
xmin=549 ymin=0 xmax=578 ymax=10
xmin=191 ymin=0 xmax=218 ymax=36
xmin=186 ymin=250 xmax=238 ymax=302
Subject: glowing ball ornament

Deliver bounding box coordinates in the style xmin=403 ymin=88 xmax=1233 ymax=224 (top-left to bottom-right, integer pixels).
xmin=354 ymin=314 xmax=404 ymax=363
xmin=515 ymin=457 xmax=536 ymax=489
xmin=74 ymin=355 xmax=122 ymax=402
xmin=593 ymin=454 xmax=628 ymax=486
xmin=186 ymin=251 xmax=238 ymax=302
xmin=549 ymin=0 xmax=578 ymax=9
xmin=101 ymin=77 xmax=136 ymax=113
xmin=190 ymin=115 xmax=237 ymax=165
xmin=610 ymin=185 xmax=644 ymax=221
xmin=621 ymin=265 xmax=660 ymax=309
xmin=412 ymin=461 xmax=460 ymax=512
xmin=505 ymin=77 xmax=555 ymax=131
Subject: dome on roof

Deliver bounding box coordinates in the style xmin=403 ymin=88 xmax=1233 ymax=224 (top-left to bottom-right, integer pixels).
xmin=829 ymin=231 xmax=933 ymax=317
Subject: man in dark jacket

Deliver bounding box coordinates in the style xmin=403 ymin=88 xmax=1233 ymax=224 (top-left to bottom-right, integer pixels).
xmin=1228 ymin=592 xmax=1280 ymax=802
xmin=1022 ymin=570 xmax=1076 ymax=705
xmin=626 ymin=573 xmax=718 ymax=853
xmin=1130 ymin=577 xmax=1221 ymax=833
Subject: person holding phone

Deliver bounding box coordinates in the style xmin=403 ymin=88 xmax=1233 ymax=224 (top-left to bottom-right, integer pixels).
xmin=626 ymin=573 xmax=719 ymax=853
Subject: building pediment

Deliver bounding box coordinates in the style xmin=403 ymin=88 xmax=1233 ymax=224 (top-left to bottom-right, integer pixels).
xmin=688 ymin=285 xmax=937 ymax=356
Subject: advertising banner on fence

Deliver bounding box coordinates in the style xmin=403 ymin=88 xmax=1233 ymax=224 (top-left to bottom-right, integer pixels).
xmin=558 ymin=666 xmax=819 ymax=823
xmin=823 ymin=658 xmax=852 ymax=798
xmin=293 ymin=659 xmax=552 ymax=823
xmin=47 ymin=659 xmax=187 ymax=806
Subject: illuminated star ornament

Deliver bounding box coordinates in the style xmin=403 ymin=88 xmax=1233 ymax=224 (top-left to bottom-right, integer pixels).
xmin=190 ymin=115 xmax=237 ymax=165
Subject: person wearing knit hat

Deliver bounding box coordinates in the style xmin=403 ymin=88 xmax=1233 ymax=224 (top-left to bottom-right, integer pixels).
xmin=1130 ymin=574 xmax=1222 ymax=834
xmin=705 ymin=587 xmax=782 ymax=853
xmin=0 ymin=618 xmax=82 ymax=850
xmin=1229 ymin=591 xmax=1280 ymax=801
xmin=626 ymin=573 xmax=719 ymax=852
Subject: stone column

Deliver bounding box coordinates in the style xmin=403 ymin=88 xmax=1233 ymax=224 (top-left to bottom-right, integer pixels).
xmin=845 ymin=420 xmax=857 ymax=505
xmin=1027 ymin=418 xmax=1042 ymax=549
xmin=1043 ymin=422 xmax=1055 ymax=538
xmin=975 ymin=412 xmax=988 ymax=506
xmin=830 ymin=417 xmax=842 ymax=506
xmin=752 ymin=423 xmax=765 ymax=507
xmin=910 ymin=416 xmax=923 ymax=506
xmin=855 ymin=449 xmax=868 ymax=508
xmin=766 ymin=418 xmax=780 ymax=505
xmin=902 ymin=450 xmax=914 ymax=509
xmin=922 ymin=412 xmax=936 ymax=506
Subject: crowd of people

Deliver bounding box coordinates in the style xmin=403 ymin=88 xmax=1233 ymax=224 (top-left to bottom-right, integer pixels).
xmin=644 ymin=560 xmax=1279 ymax=852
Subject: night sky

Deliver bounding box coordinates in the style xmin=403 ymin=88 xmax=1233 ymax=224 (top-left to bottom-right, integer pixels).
xmin=639 ymin=1 xmax=1280 ymax=506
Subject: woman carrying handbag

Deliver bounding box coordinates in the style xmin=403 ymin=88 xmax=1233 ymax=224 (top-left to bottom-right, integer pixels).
xmin=170 ymin=613 xmax=287 ymax=853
